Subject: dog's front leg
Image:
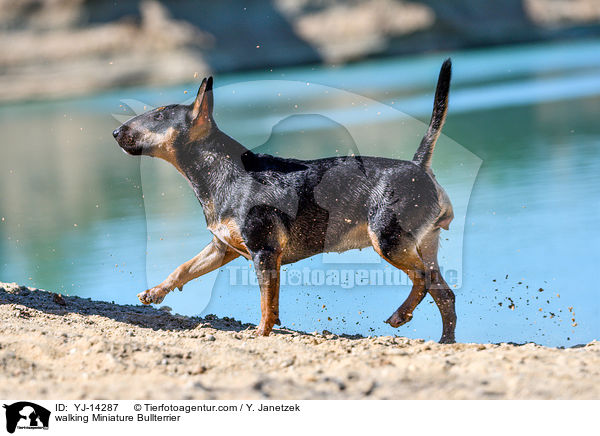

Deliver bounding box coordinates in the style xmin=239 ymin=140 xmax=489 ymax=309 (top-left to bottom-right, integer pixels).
xmin=252 ymin=249 xmax=282 ymax=336
xmin=138 ymin=238 xmax=239 ymax=304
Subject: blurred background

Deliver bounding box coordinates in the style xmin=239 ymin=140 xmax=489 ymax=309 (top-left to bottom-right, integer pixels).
xmin=1 ymin=0 xmax=599 ymax=345
xmin=2 ymin=0 xmax=600 ymax=101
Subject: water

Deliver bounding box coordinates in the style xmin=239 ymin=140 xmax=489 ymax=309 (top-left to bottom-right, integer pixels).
xmin=1 ymin=39 xmax=599 ymax=346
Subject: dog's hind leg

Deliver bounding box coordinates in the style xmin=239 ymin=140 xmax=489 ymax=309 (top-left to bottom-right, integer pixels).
xmin=419 ymin=230 xmax=457 ymax=343
xmin=382 ymin=256 xmax=428 ymax=328
xmin=369 ymin=223 xmax=457 ymax=343
xmin=368 ymin=227 xmax=429 ymax=328
xmin=138 ymin=237 xmax=239 ymax=304
xmin=428 ymin=271 xmax=456 ymax=343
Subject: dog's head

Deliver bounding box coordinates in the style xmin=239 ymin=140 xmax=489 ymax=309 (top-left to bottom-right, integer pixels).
xmin=113 ymin=77 xmax=215 ymax=164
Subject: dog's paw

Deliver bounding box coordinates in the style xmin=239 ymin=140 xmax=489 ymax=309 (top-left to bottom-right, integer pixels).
xmin=138 ymin=286 xmax=169 ymax=305
xmin=438 ymin=334 xmax=456 ymax=344
xmin=255 ymin=319 xmax=275 ymax=337
xmin=385 ymin=310 xmax=413 ymax=328
xmin=255 ymin=327 xmax=271 ymax=337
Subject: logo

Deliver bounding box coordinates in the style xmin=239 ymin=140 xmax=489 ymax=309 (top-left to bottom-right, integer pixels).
xmin=3 ymin=402 xmax=50 ymax=433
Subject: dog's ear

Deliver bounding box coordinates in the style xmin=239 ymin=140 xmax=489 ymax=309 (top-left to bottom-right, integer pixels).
xmin=190 ymin=76 xmax=214 ymax=123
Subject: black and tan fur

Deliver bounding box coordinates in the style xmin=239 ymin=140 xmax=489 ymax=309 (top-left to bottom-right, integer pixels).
xmin=113 ymin=59 xmax=457 ymax=343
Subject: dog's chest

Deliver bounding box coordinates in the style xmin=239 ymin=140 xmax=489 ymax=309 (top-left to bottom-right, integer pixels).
xmin=208 ymin=219 xmax=252 ymax=259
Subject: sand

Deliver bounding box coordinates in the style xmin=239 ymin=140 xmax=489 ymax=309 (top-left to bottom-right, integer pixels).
xmin=0 ymin=282 xmax=598 ymax=400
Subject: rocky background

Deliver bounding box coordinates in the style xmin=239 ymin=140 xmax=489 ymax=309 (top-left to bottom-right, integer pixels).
xmin=1 ymin=0 xmax=600 ymax=102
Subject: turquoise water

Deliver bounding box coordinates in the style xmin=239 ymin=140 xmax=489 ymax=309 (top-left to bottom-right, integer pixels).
xmin=1 ymin=39 xmax=599 ymax=346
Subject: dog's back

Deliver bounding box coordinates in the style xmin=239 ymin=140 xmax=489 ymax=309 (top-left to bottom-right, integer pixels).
xmin=220 ymin=59 xmax=453 ymax=264
xmin=219 ymin=153 xmax=441 ymax=264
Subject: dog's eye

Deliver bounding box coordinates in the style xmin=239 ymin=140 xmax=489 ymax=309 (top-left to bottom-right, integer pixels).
xmin=154 ymin=112 xmax=164 ymax=121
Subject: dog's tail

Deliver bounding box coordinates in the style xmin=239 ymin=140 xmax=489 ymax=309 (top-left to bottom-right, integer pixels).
xmin=413 ymin=58 xmax=452 ymax=169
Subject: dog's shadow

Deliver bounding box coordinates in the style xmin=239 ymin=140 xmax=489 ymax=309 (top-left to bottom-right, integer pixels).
xmin=0 ymin=284 xmax=267 ymax=335
xmin=0 ymin=285 xmax=372 ymax=340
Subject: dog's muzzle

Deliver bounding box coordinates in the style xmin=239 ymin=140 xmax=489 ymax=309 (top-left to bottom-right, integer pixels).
xmin=113 ymin=125 xmax=143 ymax=155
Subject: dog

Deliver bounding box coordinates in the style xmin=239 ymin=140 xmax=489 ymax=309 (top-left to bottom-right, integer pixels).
xmin=113 ymin=59 xmax=456 ymax=343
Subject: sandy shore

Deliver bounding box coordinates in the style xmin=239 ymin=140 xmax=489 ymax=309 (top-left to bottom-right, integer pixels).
xmin=1 ymin=282 xmax=598 ymax=399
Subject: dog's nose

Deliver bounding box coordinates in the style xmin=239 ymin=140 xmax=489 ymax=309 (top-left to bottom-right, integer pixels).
xmin=112 ymin=128 xmax=120 ymax=138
